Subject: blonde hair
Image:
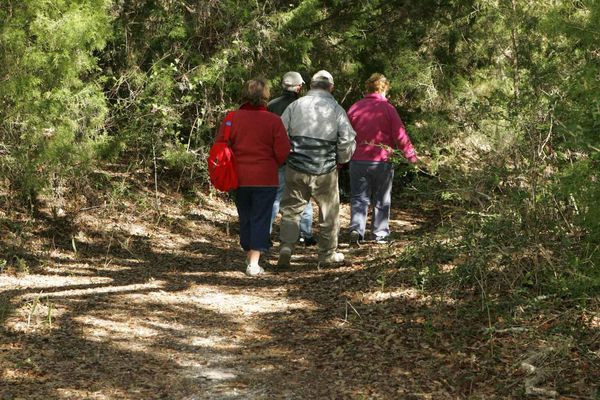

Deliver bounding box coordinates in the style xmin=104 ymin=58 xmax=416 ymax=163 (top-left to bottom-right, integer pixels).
xmin=365 ymin=73 xmax=389 ymax=94
xmin=241 ymin=78 xmax=270 ymax=106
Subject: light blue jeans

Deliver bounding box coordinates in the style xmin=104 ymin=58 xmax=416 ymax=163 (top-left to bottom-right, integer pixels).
xmin=271 ymin=166 xmax=313 ymax=238
xmin=349 ymin=161 xmax=394 ymax=239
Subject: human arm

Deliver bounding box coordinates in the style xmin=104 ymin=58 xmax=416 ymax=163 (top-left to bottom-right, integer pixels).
xmin=335 ymin=106 xmax=357 ymax=164
xmin=272 ymin=118 xmax=291 ymax=166
xmin=214 ymin=112 xmax=234 ymax=143
xmin=387 ymin=105 xmax=417 ymax=163
xmin=280 ymin=105 xmax=292 ymax=133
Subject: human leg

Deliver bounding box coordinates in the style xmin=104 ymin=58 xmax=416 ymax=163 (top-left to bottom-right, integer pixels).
xmin=270 ymin=166 xmax=286 ymax=234
xmin=249 ymin=187 xmax=277 ymax=252
xmin=245 ymin=187 xmax=276 ymax=275
xmin=278 ymin=167 xmax=312 ymax=266
xmin=298 ymin=200 xmax=315 ymax=246
xmin=299 ymin=201 xmax=313 ymax=238
xmin=234 ymin=187 xmax=252 ymax=251
xmin=247 ymin=250 xmax=260 ymax=266
xmin=311 ymin=169 xmax=340 ymax=260
xmin=348 ymin=161 xmax=372 ymax=238
xmin=245 ymin=249 xmax=264 ymax=276
xmin=371 ymin=163 xmax=394 ymax=240
xmin=279 ymin=167 xmax=312 ymax=246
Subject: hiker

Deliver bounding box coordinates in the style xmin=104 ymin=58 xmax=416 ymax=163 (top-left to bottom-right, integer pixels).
xmin=277 ymin=70 xmax=356 ymax=269
xmin=268 ymin=71 xmax=316 ymax=247
xmin=346 ymin=73 xmax=418 ymax=245
xmin=214 ymin=78 xmax=290 ymax=276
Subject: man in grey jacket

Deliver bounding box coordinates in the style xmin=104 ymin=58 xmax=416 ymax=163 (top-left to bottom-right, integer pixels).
xmin=277 ymin=70 xmax=356 ymax=268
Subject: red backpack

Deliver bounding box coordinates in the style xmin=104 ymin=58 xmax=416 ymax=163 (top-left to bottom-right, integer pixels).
xmin=207 ymin=112 xmax=239 ymax=192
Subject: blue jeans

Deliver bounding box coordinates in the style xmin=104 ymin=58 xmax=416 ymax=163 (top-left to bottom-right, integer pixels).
xmin=348 ymin=161 xmax=394 ymax=239
xmin=271 ymin=166 xmax=313 ymax=238
xmin=235 ymin=187 xmax=277 ymax=252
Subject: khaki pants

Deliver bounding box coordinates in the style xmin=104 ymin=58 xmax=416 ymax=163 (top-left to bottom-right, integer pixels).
xmin=279 ymin=166 xmax=339 ymax=259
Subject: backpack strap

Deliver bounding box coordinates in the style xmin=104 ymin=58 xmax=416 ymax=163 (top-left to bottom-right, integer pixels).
xmin=223 ymin=111 xmax=235 ymax=144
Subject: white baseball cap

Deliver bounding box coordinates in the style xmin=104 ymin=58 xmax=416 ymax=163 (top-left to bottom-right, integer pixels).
xmin=282 ymin=71 xmax=305 ymax=87
xmin=311 ymin=70 xmax=334 ymax=85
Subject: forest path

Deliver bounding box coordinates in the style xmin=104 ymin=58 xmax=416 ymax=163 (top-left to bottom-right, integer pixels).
xmin=1 ymin=194 xmax=514 ymax=399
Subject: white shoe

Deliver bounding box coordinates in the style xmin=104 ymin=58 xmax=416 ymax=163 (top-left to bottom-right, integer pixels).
xmin=245 ymin=264 xmax=264 ymax=276
xmin=318 ymin=252 xmax=345 ymax=268
xmin=374 ymin=236 xmax=390 ymax=244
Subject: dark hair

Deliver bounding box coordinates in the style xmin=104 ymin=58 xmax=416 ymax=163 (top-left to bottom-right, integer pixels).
xmin=310 ymin=80 xmax=333 ymax=91
xmin=241 ymin=78 xmax=270 ymax=106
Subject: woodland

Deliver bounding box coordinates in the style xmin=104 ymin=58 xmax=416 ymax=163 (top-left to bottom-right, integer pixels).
xmin=0 ymin=0 xmax=599 ymax=399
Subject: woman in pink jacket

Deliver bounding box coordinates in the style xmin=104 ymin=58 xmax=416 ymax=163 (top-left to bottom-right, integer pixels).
xmin=347 ymin=73 xmax=417 ymax=244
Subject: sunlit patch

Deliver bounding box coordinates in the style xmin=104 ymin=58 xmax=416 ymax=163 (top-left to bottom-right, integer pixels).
xmin=56 ymin=387 xmax=123 ymax=399
xmin=178 ymin=360 xmax=238 ymax=382
xmin=182 ymin=365 xmax=237 ymax=381
xmin=68 ymin=284 xmax=285 ymax=354
xmin=0 ymin=275 xmax=113 ymax=291
xmin=75 ymin=314 xmax=160 ymax=353
xmin=176 ymin=271 xmax=244 ymax=278
xmin=139 ymin=284 xmax=316 ymax=316
xmin=18 ymin=280 xmax=165 ymax=300
xmin=2 ymin=368 xmax=35 ymax=381
xmin=187 ymin=286 xmax=316 ymax=315
xmin=348 ymin=287 xmax=457 ymax=305
xmin=389 ymin=219 xmax=420 ymax=230
xmin=156 ymin=235 xmax=189 ymax=250
xmin=197 ymin=368 xmax=237 ymax=380
xmin=43 ymin=260 xmax=142 ymax=276
xmin=189 ymin=206 xmax=238 ymax=224
xmin=98 ymin=221 xmax=150 ymax=237
xmin=41 ymin=265 xmax=96 ymax=276
xmin=189 ymin=335 xmax=239 ymax=350
xmin=440 ymin=263 xmax=456 ymax=272
xmin=8 ymin=300 xmax=67 ymax=333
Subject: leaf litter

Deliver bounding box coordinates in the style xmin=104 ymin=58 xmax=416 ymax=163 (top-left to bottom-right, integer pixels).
xmin=0 ymin=191 xmax=597 ymax=399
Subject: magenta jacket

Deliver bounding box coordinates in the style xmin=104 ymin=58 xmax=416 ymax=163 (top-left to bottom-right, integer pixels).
xmin=347 ymin=93 xmax=417 ymax=163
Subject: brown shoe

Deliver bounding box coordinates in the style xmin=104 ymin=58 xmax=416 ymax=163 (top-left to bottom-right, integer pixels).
xmin=277 ymin=245 xmax=293 ymax=268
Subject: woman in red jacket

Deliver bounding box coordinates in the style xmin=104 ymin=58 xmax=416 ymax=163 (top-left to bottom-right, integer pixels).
xmin=214 ymin=79 xmax=291 ymax=275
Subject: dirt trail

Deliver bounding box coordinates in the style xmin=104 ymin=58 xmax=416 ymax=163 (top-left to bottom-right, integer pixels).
xmin=0 ymin=195 xmax=432 ymax=399
xmin=1 ymin=194 xmax=594 ymax=399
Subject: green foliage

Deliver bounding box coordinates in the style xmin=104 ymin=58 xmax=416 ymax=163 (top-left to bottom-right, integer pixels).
xmin=0 ymin=0 xmax=111 ymax=202
xmin=162 ymin=141 xmax=196 ymax=173
xmin=396 ymin=237 xmax=457 ymax=291
xmin=557 ymin=155 xmax=600 ymax=245
xmin=0 ymin=0 xmax=597 ymax=300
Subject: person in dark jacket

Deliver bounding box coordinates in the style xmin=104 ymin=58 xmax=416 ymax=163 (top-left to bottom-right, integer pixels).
xmin=268 ymin=71 xmax=316 ymax=247
xmin=214 ymin=78 xmax=291 ymax=276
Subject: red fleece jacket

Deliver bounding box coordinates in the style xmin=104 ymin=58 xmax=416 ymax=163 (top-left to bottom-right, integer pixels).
xmin=214 ymin=104 xmax=290 ymax=187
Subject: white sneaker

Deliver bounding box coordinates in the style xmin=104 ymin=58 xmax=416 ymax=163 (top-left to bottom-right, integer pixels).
xmin=245 ymin=264 xmax=264 ymax=276
xmin=318 ymin=252 xmax=345 ymax=269
xmin=374 ymin=236 xmax=390 ymax=244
